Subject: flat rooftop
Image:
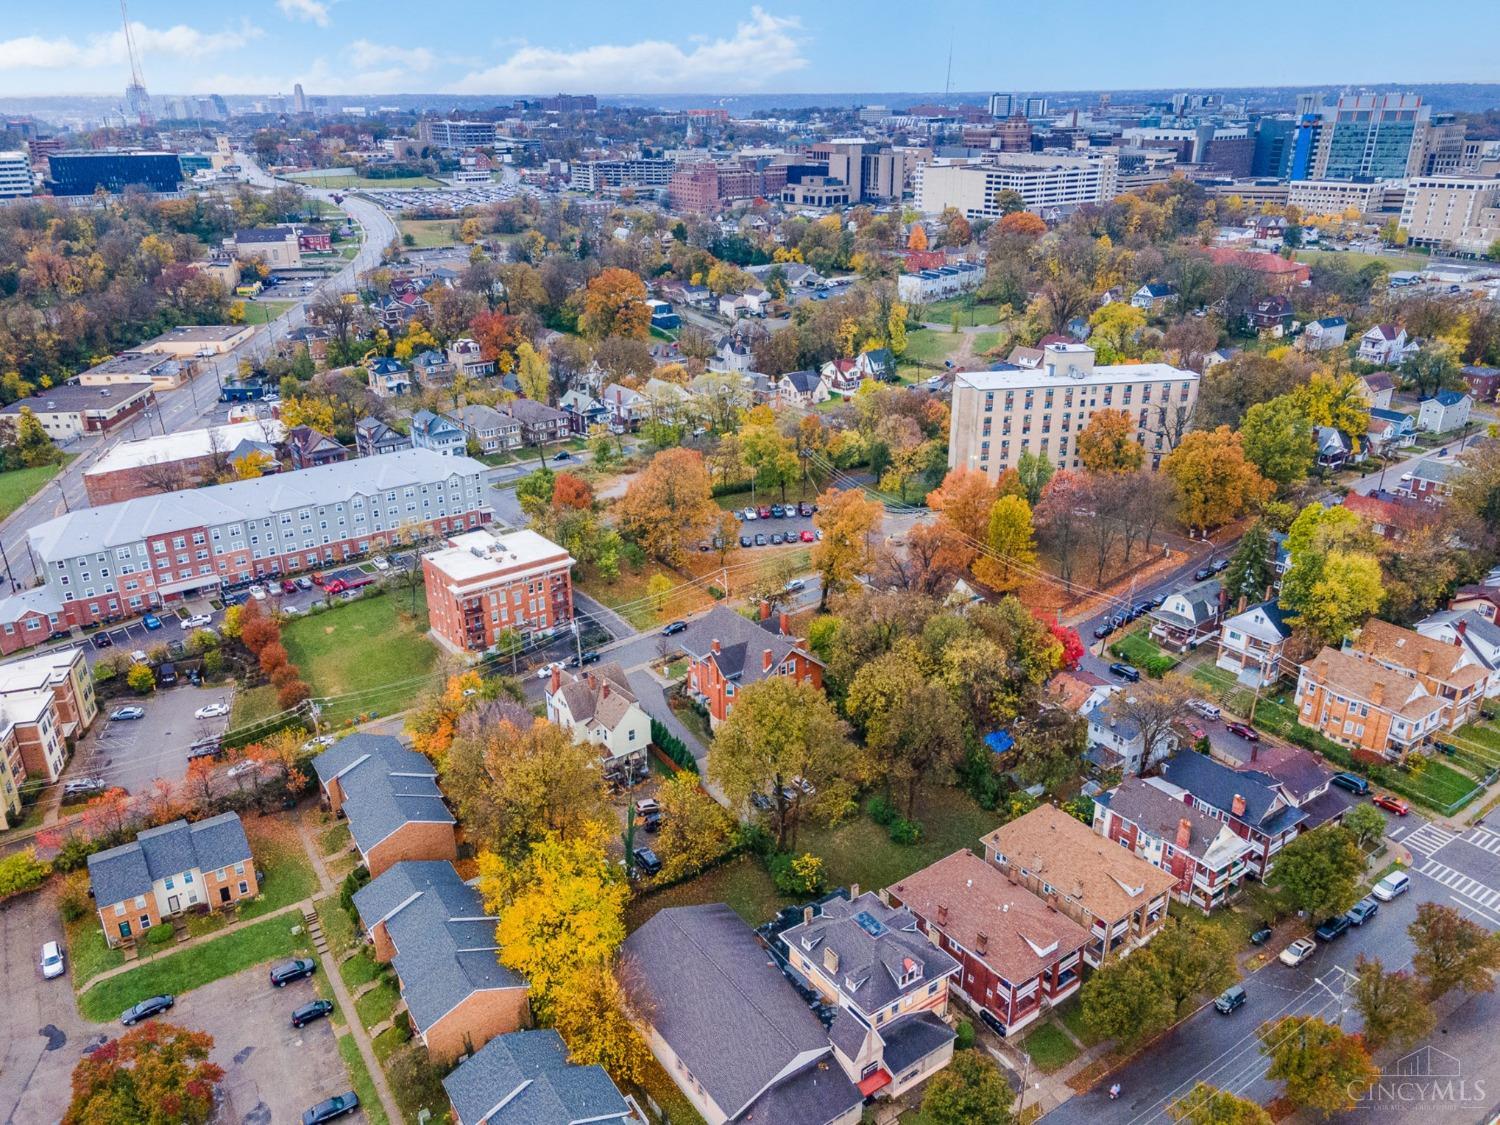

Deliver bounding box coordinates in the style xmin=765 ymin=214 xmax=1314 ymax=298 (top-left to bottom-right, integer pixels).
xmin=87 ymin=420 xmax=286 ymax=475
xmin=141 ymin=326 xmax=252 ymax=344
xmin=955 ymin=361 xmax=1196 ymax=390
xmin=81 ymin=351 xmax=180 ymax=377
xmin=426 ymin=529 xmax=574 ymax=585
xmin=0 ymin=382 xmax=153 ymax=414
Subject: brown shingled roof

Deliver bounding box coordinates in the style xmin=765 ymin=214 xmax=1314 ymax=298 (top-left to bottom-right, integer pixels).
xmin=1303 ymin=646 xmax=1448 ymax=721
xmin=1351 ymin=620 xmax=1487 ymax=691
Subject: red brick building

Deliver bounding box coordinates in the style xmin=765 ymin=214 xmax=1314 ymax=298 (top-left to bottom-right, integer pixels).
xmin=677 ymin=604 xmax=824 ymax=727
xmin=422 ymin=528 xmax=575 ymax=654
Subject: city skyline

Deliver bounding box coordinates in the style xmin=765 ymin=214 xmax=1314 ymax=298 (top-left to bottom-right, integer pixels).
xmin=1 ymin=1 xmax=1497 ymax=99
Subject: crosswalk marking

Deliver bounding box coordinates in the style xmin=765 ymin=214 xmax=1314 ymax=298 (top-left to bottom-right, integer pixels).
xmin=1465 ymin=826 xmax=1500 ymax=857
xmin=1419 ymin=858 xmax=1500 ymax=910
xmin=1404 ymin=823 xmax=1458 ymax=857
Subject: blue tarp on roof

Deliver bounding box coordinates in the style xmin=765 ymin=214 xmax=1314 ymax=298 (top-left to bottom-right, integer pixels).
xmin=983 ymin=730 xmax=1015 ymax=755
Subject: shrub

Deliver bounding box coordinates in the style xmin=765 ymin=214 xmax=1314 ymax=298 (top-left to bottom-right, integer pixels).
xmin=955 ymin=1018 xmax=976 ymax=1051
xmin=202 ymin=649 xmax=225 ymax=677
xmin=259 ymin=643 xmax=289 ymax=675
xmin=0 ymin=848 xmax=50 ymax=898
xmin=271 ymin=664 xmax=302 ymax=689
xmin=650 ymin=718 xmax=699 ymax=773
xmin=126 ymin=664 xmax=155 ymax=694
xmin=768 ymin=851 xmax=826 ymax=895
xmin=867 ymin=794 xmax=897 ymax=826
xmin=387 ymin=1045 xmax=448 ymax=1114
xmin=735 ymin=821 xmax=773 ymax=856
xmin=58 ymin=871 xmax=92 ymax=921
xmin=339 ymin=865 xmax=371 ymax=914
xmin=888 ymin=817 xmax=923 ymax=845
xmin=51 ymin=833 xmax=103 ymax=873
xmin=146 ymin=921 xmax=176 ymax=945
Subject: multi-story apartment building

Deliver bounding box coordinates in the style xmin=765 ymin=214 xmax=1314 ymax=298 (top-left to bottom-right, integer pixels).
xmin=914 ymin=152 xmax=1119 ymax=218
xmin=1399 ymin=175 xmax=1500 ymax=255
xmin=418 ymin=120 xmax=498 ymax=149
xmin=1348 ymin=619 xmax=1487 ymax=726
xmin=1295 ymin=646 xmax=1449 ymax=762
xmin=947 ymin=343 xmax=1199 ymax=478
xmin=571 ymin=158 xmax=675 ymax=192
xmin=0 ymin=150 xmax=33 ymax=198
xmin=807 ymin=140 xmax=900 ymax=202
xmin=667 ymin=161 xmax=787 ymax=213
xmin=27 ymin=451 xmax=490 ymax=629
xmin=422 ymin=528 xmax=575 ymax=654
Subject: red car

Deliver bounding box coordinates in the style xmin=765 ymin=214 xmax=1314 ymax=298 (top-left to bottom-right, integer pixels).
xmin=757 ymin=506 xmax=772 ymax=519
xmin=1371 ymin=793 xmax=1410 ymax=816
xmin=281 ymin=580 xmax=298 ymax=594
xmin=800 ymin=530 xmax=815 ymax=543
xmin=1225 ymin=721 xmax=1260 ymax=741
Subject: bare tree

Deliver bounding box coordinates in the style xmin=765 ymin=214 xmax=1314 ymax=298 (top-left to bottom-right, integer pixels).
xmin=1111 ymin=676 xmax=1194 ymax=772
xmin=137 ymin=456 xmax=194 ymax=495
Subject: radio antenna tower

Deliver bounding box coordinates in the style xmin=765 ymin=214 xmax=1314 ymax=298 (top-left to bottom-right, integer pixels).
xmin=120 ymin=0 xmax=153 ymax=126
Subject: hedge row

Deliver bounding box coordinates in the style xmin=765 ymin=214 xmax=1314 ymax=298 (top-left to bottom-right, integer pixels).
xmin=651 ymin=718 xmax=699 ymax=774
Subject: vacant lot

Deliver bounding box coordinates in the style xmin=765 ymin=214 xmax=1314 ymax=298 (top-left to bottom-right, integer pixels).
xmin=918 ymin=295 xmax=1003 ymax=325
xmin=287 ymin=172 xmax=443 ymax=189
xmin=626 ymin=853 xmax=787 ymax=932
xmin=239 ymin=300 xmax=295 ymax=326
xmin=399 ymin=218 xmax=463 ymax=248
xmin=901 ymin=327 xmax=969 ymax=367
xmin=0 ymin=456 xmax=73 ymax=521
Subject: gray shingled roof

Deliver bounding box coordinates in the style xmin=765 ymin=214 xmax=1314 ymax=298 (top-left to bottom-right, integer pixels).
xmin=676 ymin=605 xmax=813 ymax=689
xmin=87 ymin=813 xmax=252 ymax=907
xmin=353 ymin=861 xmax=525 ymax=1035
xmin=1097 ymin=778 xmax=1230 ymax=863
xmin=739 ymin=1058 xmax=863 ymax=1125
xmin=313 ymin=735 xmax=454 ymax=856
xmin=623 ymin=904 xmax=852 ymax=1123
xmin=442 ymin=1029 xmax=630 ymax=1125
xmin=1160 ymin=753 xmax=1306 ymax=837
xmin=881 ymin=1011 xmax=956 ymax=1075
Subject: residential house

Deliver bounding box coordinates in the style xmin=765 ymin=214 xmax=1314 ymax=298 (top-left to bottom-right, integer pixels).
xmin=1294 ymin=646 xmax=1450 ymax=762
xmin=545 ymin=663 xmax=650 ymax=781
xmin=412 ymin=349 xmax=456 ymax=386
xmin=1216 ymin=601 xmax=1293 ymax=689
xmin=366 ymin=357 xmax=414 ymax=398
xmin=1158 ymin=752 xmax=1309 ymax=876
xmin=820 ymin=358 xmax=861 ymax=394
xmin=856 ymin=348 xmax=896 ymax=382
xmin=1395 ymin=457 xmax=1457 ymax=502
xmin=1343 ymin=489 xmax=1442 ymax=541
xmin=1045 ymin=668 xmax=1114 ymax=715
xmin=776 ymin=370 xmax=831 ymax=407
xmin=87 ymin=813 xmax=257 ymax=947
xmin=623 ymin=904 xmax=863 ymax=1125
xmin=678 ymin=605 xmax=824 ymax=729
xmin=452 ymin=404 xmax=521 ymax=454
xmin=1315 ymin=426 xmax=1357 ymax=471
xmin=0 ymin=647 xmax=98 ymax=799
xmin=0 ymin=587 xmax=67 ymax=659
xmin=285 ymin=425 xmax=347 ymax=469
xmin=1006 ymin=345 xmax=1044 ymax=369
xmin=1357 ymin=371 xmax=1397 ymax=410
xmin=1417 ymin=390 xmax=1471 ymax=434
xmin=778 ymin=891 xmax=958 ymax=1101
xmin=501 ymin=398 xmax=570 ymax=446
xmin=1461 ymin=364 xmax=1500 ymax=404
xmin=1348 ymin=618 xmax=1486 ymax=727
xmin=447 ymin=338 xmax=495 ymax=379
xmin=718 ymin=289 xmax=771 ymax=319
xmin=1205 ymin=248 xmax=1311 ymax=292
xmin=1366 ymin=408 xmax=1416 ymax=452
xmin=443 ymin=1030 xmax=634 ymax=1125
xmin=372 ymin=292 xmax=432 ymax=332
xmin=1415 ymin=609 xmax=1500 ymax=699
xmin=886 ymin=850 xmax=1090 ymax=1037
xmin=1450 ymin=583 xmax=1500 ymax=623
xmin=1358 ymin=325 xmax=1409 ymax=365
xmin=298 ymin=225 xmax=333 ymax=253
xmin=1204 ymin=740 xmax=1347 ymax=830
xmin=1130 ymin=283 xmax=1176 ymax=311
xmin=711 ymin=334 xmax=754 ymax=374
xmin=311 ymin=734 xmax=456 ymax=877
xmin=600 ymin=384 xmax=649 ymax=432
xmin=410 ymin=410 xmax=468 ymax=457
xmin=287 ymin=324 xmax=332 ymax=365
xmin=1246 ymin=295 xmax=1294 ymax=337
xmin=355 ymin=416 xmax=411 ymax=457
xmin=980 ymin=804 xmax=1177 ymax=967
xmin=557 ymin=389 xmax=607 ymax=435
xmin=1301 ymin=316 xmax=1348 ymax=351
xmin=1093 ymin=779 xmax=1255 ymax=913
xmin=1149 ymin=578 xmax=1224 ymax=652
xmin=1084 ymin=692 xmax=1177 ymax=776
xmin=352 ymin=861 xmax=529 ymax=1063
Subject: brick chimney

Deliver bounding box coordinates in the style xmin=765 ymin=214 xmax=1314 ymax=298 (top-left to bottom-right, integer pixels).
xmin=763 ymin=648 xmax=774 ymax=672
xmin=1176 ymin=817 xmax=1192 ymax=850
xmin=601 ymin=680 xmax=610 ymax=700
xmin=779 ymin=610 xmax=791 ymax=635
xmin=1456 ymin=618 xmax=1468 ymax=638
xmin=1418 ymin=649 xmax=1433 ymax=676
xmin=759 ymin=600 xmax=772 ymax=621
xmin=976 ymin=931 xmax=989 ymax=955
xmin=549 ymin=665 xmax=561 ymax=694
xmin=711 ymin=637 xmax=721 ymax=655
xmin=1231 ymin=793 xmax=1247 ymax=818
xmin=803 ymin=905 xmax=814 ymax=925
xmin=1370 ymin=680 xmax=1385 ymax=707
xmin=850 ymin=883 xmax=860 ymax=901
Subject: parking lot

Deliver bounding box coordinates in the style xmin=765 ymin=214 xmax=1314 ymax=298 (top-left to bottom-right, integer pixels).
xmin=88 ymin=606 xmax=193 ymax=658
xmin=74 ymin=683 xmax=235 ymax=795
xmin=362 ymin=182 xmax=530 ymax=212
xmin=729 ymin=503 xmax=821 ymax=548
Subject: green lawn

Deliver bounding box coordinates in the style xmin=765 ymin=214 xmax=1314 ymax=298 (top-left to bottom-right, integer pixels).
xmin=1110 ymin=627 xmax=1181 ymax=673
xmin=281 ymin=590 xmax=438 ymax=723
xmin=1022 ymin=1021 xmax=1081 ymax=1073
xmin=65 ymin=914 xmax=125 ymax=986
xmin=372 ymin=1023 xmax=411 ymax=1064
xmin=338 ymin=1034 xmax=391 ymax=1125
xmin=340 ymin=948 xmax=385 ymax=990
xmin=0 ymin=456 xmax=74 ymax=521
xmin=78 ymin=914 xmax=312 ymax=1021
xmin=1295 ymin=248 xmax=1428 ymax=272
xmin=239 ymin=300 xmax=295 ymax=326
xmin=626 ymin=853 xmax=788 ymax=932
xmin=315 ymin=893 xmax=358 ymax=956
xmin=230 ymin=684 xmax=280 ymax=730
xmin=900 ymin=328 xmax=968 ymax=367
xmin=399 ymin=218 xmax=463 ymax=248
xmin=233 ymin=822 xmax=318 ymax=922
xmin=970 ymin=329 xmax=1004 ymax=357
xmin=918 ymin=296 xmax=1003 ymax=326
xmin=355 ymin=977 xmax=401 ymax=1028
xmin=1054 ymin=997 xmax=1101 ymax=1047
xmin=1405 ymin=759 xmax=1482 ymax=808
xmin=318 ymin=820 xmax=352 ymax=858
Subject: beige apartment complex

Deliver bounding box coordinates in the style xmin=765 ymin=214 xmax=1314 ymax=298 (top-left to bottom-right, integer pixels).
xmin=1399 ymin=175 xmax=1500 ymax=254
xmin=914 ymin=151 xmax=1119 ymax=218
xmin=948 ymin=343 xmax=1199 ymax=478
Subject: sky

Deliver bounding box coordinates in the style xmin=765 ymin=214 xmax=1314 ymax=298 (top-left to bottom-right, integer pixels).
xmin=1 ymin=1 xmax=1497 ymax=99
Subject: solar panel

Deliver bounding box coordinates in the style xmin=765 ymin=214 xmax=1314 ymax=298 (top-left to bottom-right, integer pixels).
xmin=853 ymin=910 xmax=887 ymax=938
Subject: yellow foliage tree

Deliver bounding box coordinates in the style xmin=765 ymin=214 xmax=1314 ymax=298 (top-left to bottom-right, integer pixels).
xmin=972 ymin=494 xmax=1037 ymax=591
xmin=278 ymin=396 xmax=336 ymax=434
xmin=515 ymin=340 xmax=550 ymax=403
xmin=230 ymin=450 xmax=272 ymax=480
xmin=907 ymin=224 xmax=929 ymax=251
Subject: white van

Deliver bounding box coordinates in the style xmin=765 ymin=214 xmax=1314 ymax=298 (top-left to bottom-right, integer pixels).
xmin=1371 ymin=871 xmax=1410 ymax=902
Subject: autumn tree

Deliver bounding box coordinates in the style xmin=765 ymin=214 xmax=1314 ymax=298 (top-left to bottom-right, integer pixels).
xmin=1258 ymin=1016 xmax=1377 ymax=1118
xmin=1162 ymin=426 xmax=1273 ymax=533
xmin=1269 ymin=825 xmax=1365 ymax=920
xmin=996 ymin=210 xmax=1046 ymax=237
xmin=811 ymin=487 xmax=883 ymax=609
xmin=1167 ymin=1084 xmax=1272 ymax=1125
xmin=1086 ymin=303 xmax=1146 ymax=359
xmin=846 ymin=647 xmax=967 ymax=815
xmin=654 ymin=772 xmax=736 ymax=882
xmin=1290 ymin=371 xmax=1371 ymax=448
xmin=906 ymin=223 xmax=929 ymax=252
xmin=1081 ymin=944 xmax=1174 ymax=1045
xmin=1278 ymin=503 xmax=1384 ymax=646
xmin=277 ymin=395 xmax=336 ymax=434
xmin=579 ymin=268 xmax=650 ymax=340
xmin=514 ymin=340 xmax=550 ymax=402
xmin=469 ymin=309 xmax=524 ymax=372
xmin=972 ymin=495 xmax=1037 ymax=591
xmin=1077 ymin=409 xmax=1145 ymax=474
xmin=928 ymin=468 xmax=1000 ymax=543
xmin=1408 ymin=901 xmax=1500 ymax=1001
xmin=549 ymin=962 xmax=655 ymax=1088
xmin=614 ymin=448 xmax=719 ymax=566
xmin=1351 ymin=955 xmax=1435 ymax=1051
xmin=919 ymin=1050 xmax=1015 ymax=1125
xmin=64 ymin=1021 xmax=223 ymax=1125
xmin=710 ymin=677 xmax=860 ymax=849
xmin=1240 ymin=395 xmax=1316 ymax=491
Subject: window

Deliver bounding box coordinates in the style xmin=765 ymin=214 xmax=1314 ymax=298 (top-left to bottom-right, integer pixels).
xmin=238 ymin=881 xmax=249 ymax=895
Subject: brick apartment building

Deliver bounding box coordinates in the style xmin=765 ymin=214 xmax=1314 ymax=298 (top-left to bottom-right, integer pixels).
xmin=422 ymin=528 xmax=575 ymax=655
xmin=668 ymin=162 xmax=787 ymax=213
xmin=83 ymin=420 xmax=287 ymax=505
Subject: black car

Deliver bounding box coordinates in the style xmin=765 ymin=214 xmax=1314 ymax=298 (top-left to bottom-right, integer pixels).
xmin=1249 ymin=925 xmax=1273 ymax=946
xmin=187 ymin=738 xmax=222 ymax=761
xmin=1315 ymin=915 xmax=1351 ymax=941
xmin=302 ymin=1092 xmax=360 ymax=1125
xmin=771 ymin=504 xmax=785 ymax=518
xmin=740 ymin=536 xmax=752 ymax=548
xmin=1193 ymin=565 xmax=1214 ymax=581
xmin=291 ymin=999 xmax=334 ymax=1028
xmin=94 ymin=633 xmax=114 ymax=648
xmin=1093 ymin=623 xmax=1112 ymax=639
xmin=553 ymin=450 xmax=574 ymax=462
xmin=661 ymin=620 xmax=688 ymax=636
xmin=770 ymin=533 xmax=785 ymax=545
xmin=1213 ymin=985 xmax=1247 ymax=1014
xmin=632 ymin=846 xmax=662 ymax=876
xmin=571 ymin=650 xmax=601 ymax=667
xmin=270 ymin=958 xmax=317 ymax=987
xmin=121 ymin=994 xmax=174 ymax=1026
xmin=1108 ymin=662 xmax=1141 ymax=683
xmin=1131 ymin=601 xmax=1152 ymax=617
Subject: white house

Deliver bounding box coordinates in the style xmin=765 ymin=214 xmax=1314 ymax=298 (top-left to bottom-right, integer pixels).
xmin=1415 ymin=609 xmax=1500 ymax=699
xmin=1417 ymin=391 xmax=1471 ymax=434
xmin=1301 ymin=317 xmax=1347 ymax=351
xmin=545 ymin=663 xmax=650 ymax=780
xmin=1149 ymin=578 xmax=1225 ymax=652
xmin=1358 ymin=325 xmax=1409 ymax=366
xmin=409 ymin=410 xmax=467 ymax=456
xmin=1085 ymin=692 xmax=1177 ymax=776
xmin=775 ymin=370 xmax=830 ymax=406
xmin=1357 ymin=372 xmax=1396 ymax=410
xmin=718 ymin=289 xmax=772 ymax=319
xmin=1130 ymin=283 xmax=1176 ymax=311
xmin=1216 ymin=602 xmax=1292 ymax=689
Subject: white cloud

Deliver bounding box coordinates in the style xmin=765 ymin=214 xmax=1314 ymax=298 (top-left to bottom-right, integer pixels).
xmin=349 ymin=40 xmax=434 ymax=71
xmin=277 ymin=0 xmax=331 ymax=28
xmin=448 ymin=7 xmax=807 ymax=94
xmin=0 ymin=20 xmax=260 ymax=71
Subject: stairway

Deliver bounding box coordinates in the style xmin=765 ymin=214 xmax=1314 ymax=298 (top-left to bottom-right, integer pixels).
xmin=302 ymin=904 xmax=329 ymax=958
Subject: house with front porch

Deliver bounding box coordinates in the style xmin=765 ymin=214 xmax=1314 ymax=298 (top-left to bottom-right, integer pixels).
xmin=1366 ymin=407 xmax=1416 ymax=452
xmin=1216 ymin=601 xmax=1292 ymax=689
xmin=1417 ymin=391 xmax=1471 ymax=435
xmin=678 ymin=605 xmax=824 ymax=728
xmin=1084 ymin=691 xmax=1176 ymax=776
xmin=545 ymin=663 xmax=650 ymax=782
xmin=1347 ymin=618 xmax=1487 ymax=727
xmin=1158 ymin=752 xmax=1309 ymax=877
xmin=1357 ymin=371 xmax=1397 ymax=410
xmin=1359 ymin=325 xmax=1409 ymax=366
xmin=600 ymin=384 xmax=648 ymax=432
xmin=1149 ymin=578 xmax=1224 ymax=652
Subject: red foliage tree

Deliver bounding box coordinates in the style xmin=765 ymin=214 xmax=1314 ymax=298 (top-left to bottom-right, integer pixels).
xmin=276 ymin=679 xmax=311 ymax=709
xmin=551 ymin=472 xmax=594 ymax=512
xmin=470 ymin=309 xmax=523 ymax=368
xmin=1046 ymin=620 xmax=1085 ymax=670
xmin=258 ymin=642 xmax=289 ymax=675
xmin=64 ymin=1021 xmax=222 ymax=1125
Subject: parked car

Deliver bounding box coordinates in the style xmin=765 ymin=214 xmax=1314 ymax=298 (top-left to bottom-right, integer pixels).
xmin=553 ymin=450 xmax=573 ymax=462
xmin=227 ymin=760 xmax=262 ymax=779
xmin=754 ymin=533 xmax=767 ymax=546
xmin=757 ymin=506 xmax=772 ymax=519
xmin=1213 ymin=985 xmax=1247 ymax=1014
xmin=1193 ymin=565 xmax=1214 ymax=581
xmin=770 ymin=533 xmax=784 ymax=545
xmin=110 ymin=706 xmax=146 ymax=721
xmin=295 ymin=576 xmax=314 ymax=590
xmin=1371 ymin=793 xmax=1410 ymax=816
xmin=281 ymin=580 xmax=299 ymax=594
xmin=1279 ymin=938 xmax=1317 ymax=966
xmin=1187 ymin=699 xmax=1222 ymax=721
xmin=1225 ymin=721 xmax=1259 ymax=741
xmin=291 ymin=999 xmax=335 ymax=1028
xmin=661 ymin=620 xmax=688 ymax=636
xmin=749 ymin=792 xmax=773 ymax=812
xmin=194 ymin=702 xmax=230 ymax=720
xmin=63 ymin=778 xmax=107 ymax=798
xmin=632 ymin=846 xmax=662 ymax=876
xmin=372 ymin=556 xmax=391 ymax=571
xmin=302 ymin=1092 xmax=360 ymax=1125
xmin=130 ymin=649 xmax=149 ymax=664
xmin=1314 ymin=915 xmax=1351 ymax=942
xmin=121 ymin=994 xmax=174 ymax=1025
xmin=1108 ymin=662 xmax=1141 ymax=682
xmin=270 ymin=958 xmax=317 ymax=987
xmin=771 ymin=505 xmax=785 ymax=518
xmin=181 ymin=614 xmax=212 ymax=629
xmin=1330 ymin=772 xmax=1370 ymax=796
xmin=1346 ymin=898 xmax=1380 ymax=926
xmin=188 ymin=738 xmax=222 ymax=761
xmin=302 ymin=734 xmax=337 ymax=753
xmin=1211 ymin=557 xmax=1230 ymax=573
xmin=94 ymin=632 xmax=113 ymax=648
xmin=741 ymin=508 xmax=757 ymax=521
xmin=800 ymin=530 xmax=815 ymax=543
xmin=142 ymin=613 xmax=163 ymax=631
xmin=155 ymin=663 xmax=177 ymax=686
xmin=1371 ymin=871 xmax=1410 ymax=901
xmin=739 ymin=536 xmax=753 ymax=548
xmin=39 ymin=941 xmax=65 ymax=980
xmin=798 ymin=502 xmax=815 ymax=517
xmin=1249 ymin=925 xmax=1273 ymax=946
xmin=1093 ymin=622 xmax=1113 ymax=639
xmin=568 ymin=651 xmax=601 ymax=668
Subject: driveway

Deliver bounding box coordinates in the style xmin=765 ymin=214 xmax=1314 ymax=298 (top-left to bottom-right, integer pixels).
xmin=75 ymin=683 xmax=237 ymax=794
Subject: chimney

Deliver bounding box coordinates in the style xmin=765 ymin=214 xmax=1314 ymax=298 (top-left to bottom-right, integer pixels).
xmin=585 ymin=671 xmax=596 ymax=691
xmin=936 ymin=904 xmax=949 ymax=925
xmin=850 ymin=883 xmax=860 ymax=901
xmin=1250 ymin=743 xmax=1258 ymax=762
xmin=1176 ymin=817 xmax=1192 ymax=850
xmin=763 ymin=648 xmax=774 ymax=672
xmin=549 ymin=665 xmax=561 ymax=694
xmin=1457 ymin=618 xmax=1468 ymax=638
xmin=823 ymin=946 xmax=840 ymax=974
xmin=711 ymin=637 xmax=721 ymax=655
xmin=1418 ymin=649 xmax=1432 ymax=676
xmin=601 ymin=681 xmax=610 ymax=700
xmin=976 ymin=931 xmax=989 ymax=955
xmin=1231 ymin=793 xmax=1247 ymax=818
xmin=803 ymin=906 xmax=814 ymax=926
xmin=759 ymin=599 xmax=772 ymax=621
xmin=779 ymin=610 xmax=791 ymax=636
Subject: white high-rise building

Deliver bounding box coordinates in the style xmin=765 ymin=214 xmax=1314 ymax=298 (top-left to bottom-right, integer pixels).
xmin=0 ymin=151 xmax=34 ymax=198
xmin=914 ymin=151 xmax=1119 ymax=218
xmin=989 ymin=94 xmax=1014 ymax=118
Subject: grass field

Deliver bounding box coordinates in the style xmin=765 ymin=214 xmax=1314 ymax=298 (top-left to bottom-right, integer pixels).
xmin=1294 ymin=248 xmax=1429 ymax=273
xmin=287 ymin=173 xmax=444 ymax=189
xmin=78 ymin=914 xmax=312 ymax=1021
xmin=399 ymin=218 xmax=463 ymax=248
xmin=1023 ymin=1021 xmax=1081 ymax=1073
xmin=239 ymin=300 xmax=295 ymax=326
xmin=337 ymin=1034 xmax=391 ymax=1125
xmin=625 ymin=853 xmax=788 ymax=932
xmin=900 ymin=327 xmax=969 ymax=367
xmin=280 ymin=590 xmax=439 ymax=723
xmin=0 ymin=456 xmax=74 ymax=521
xmin=918 ymin=295 xmax=1003 ymax=325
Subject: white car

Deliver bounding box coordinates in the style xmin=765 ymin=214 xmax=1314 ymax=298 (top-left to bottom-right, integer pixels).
xmin=247 ymin=586 xmax=268 ymax=601
xmin=536 ymin=661 xmax=564 ymax=680
xmin=371 ymin=556 xmax=391 ymax=572
xmin=39 ymin=941 xmax=65 ymax=980
xmin=130 ymin=650 xmax=149 ymax=664
xmin=302 ymin=734 xmax=337 ymax=752
xmin=226 ymin=760 xmax=261 ymax=779
xmin=1279 ymin=938 xmax=1317 ymax=967
xmin=181 ymin=614 xmax=213 ymax=629
xmin=194 ymin=702 xmax=230 ymax=720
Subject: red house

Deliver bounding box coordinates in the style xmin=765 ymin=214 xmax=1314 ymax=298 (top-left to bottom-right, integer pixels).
xmin=297 ymin=226 xmax=333 ymax=253
xmin=677 ymin=604 xmax=824 ymax=727
xmin=885 ymin=850 xmax=1091 ymax=1037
